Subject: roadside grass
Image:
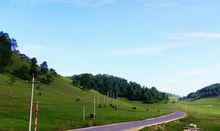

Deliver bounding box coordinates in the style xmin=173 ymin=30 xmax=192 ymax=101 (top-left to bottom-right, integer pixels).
xmin=140 ymin=97 xmax=220 ymax=131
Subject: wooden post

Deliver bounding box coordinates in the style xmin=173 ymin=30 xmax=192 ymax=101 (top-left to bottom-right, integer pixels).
xmin=109 ymin=92 xmax=111 ymax=104
xmin=106 ymin=91 xmax=109 ymax=105
xmin=112 ymin=93 xmax=114 ymax=104
xmin=34 ymin=101 xmax=38 ymax=131
xmin=93 ymin=96 xmax=96 ymax=119
xmin=97 ymin=96 xmax=99 ymax=105
xmin=29 ymin=74 xmax=35 ymax=131
xmin=83 ymin=105 xmax=85 ymax=121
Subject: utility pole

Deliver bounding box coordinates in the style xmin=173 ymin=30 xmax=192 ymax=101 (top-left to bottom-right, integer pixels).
xmin=82 ymin=105 xmax=85 ymax=121
xmin=93 ymin=96 xmax=96 ymax=119
xmin=97 ymin=96 xmax=99 ymax=105
xmin=104 ymin=96 xmax=106 ymax=105
xmin=29 ymin=74 xmax=35 ymax=131
xmin=34 ymin=101 xmax=38 ymax=131
xmin=109 ymin=92 xmax=111 ymax=104
xmin=112 ymin=93 xmax=114 ymax=104
xmin=106 ymin=91 xmax=109 ymax=105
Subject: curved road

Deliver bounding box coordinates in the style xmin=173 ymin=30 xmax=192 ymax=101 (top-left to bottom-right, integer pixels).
xmin=69 ymin=111 xmax=186 ymax=131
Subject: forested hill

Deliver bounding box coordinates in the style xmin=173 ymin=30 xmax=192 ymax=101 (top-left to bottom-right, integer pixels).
xmin=185 ymin=83 xmax=220 ymax=100
xmin=71 ymin=74 xmax=169 ymax=103
xmin=0 ymin=31 xmax=57 ymax=84
xmin=1 ymin=30 xmax=168 ymax=104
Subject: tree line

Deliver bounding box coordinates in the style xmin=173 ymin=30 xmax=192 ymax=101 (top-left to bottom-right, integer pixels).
xmin=0 ymin=31 xmax=17 ymax=72
xmin=183 ymin=83 xmax=220 ymax=100
xmin=71 ymin=73 xmax=169 ymax=103
xmin=0 ymin=31 xmax=57 ymax=85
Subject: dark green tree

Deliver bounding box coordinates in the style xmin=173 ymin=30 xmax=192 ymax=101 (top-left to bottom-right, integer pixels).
xmin=29 ymin=58 xmax=38 ymax=76
xmin=0 ymin=32 xmax=12 ymax=72
xmin=14 ymin=65 xmax=31 ymax=80
xmin=49 ymin=68 xmax=57 ymax=76
xmin=40 ymin=61 xmax=48 ymax=73
xmin=71 ymin=73 xmax=169 ymax=103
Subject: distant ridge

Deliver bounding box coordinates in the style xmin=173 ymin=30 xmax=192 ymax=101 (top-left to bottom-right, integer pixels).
xmin=184 ymin=83 xmax=220 ymax=100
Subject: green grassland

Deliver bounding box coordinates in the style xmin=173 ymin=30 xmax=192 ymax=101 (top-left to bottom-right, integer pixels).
xmin=0 ymin=73 xmax=170 ymax=131
xmin=1 ymin=54 xmax=220 ymax=131
xmin=141 ymin=97 xmax=220 ymax=131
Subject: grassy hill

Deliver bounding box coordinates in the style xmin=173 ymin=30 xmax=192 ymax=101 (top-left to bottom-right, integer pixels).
xmin=1 ymin=73 xmax=173 ymax=130
xmin=1 ymin=54 xmax=220 ymax=131
xmin=0 ymin=54 xmax=171 ymax=130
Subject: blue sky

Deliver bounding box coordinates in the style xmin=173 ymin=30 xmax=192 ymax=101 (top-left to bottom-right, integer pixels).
xmin=1 ymin=0 xmax=220 ymax=96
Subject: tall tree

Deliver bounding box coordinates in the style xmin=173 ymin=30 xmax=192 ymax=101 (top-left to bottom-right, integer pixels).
xmin=0 ymin=32 xmax=12 ymax=72
xmin=29 ymin=57 xmax=38 ymax=76
xmin=11 ymin=38 xmax=18 ymax=52
xmin=40 ymin=61 xmax=48 ymax=73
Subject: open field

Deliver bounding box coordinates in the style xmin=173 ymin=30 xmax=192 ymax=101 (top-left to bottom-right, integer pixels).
xmin=141 ymin=97 xmax=220 ymax=131
xmin=0 ymin=73 xmax=170 ymax=131
xmin=1 ymin=54 xmax=219 ymax=131
xmin=1 ymin=71 xmax=220 ymax=130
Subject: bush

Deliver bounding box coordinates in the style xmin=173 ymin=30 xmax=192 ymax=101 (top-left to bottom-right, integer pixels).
xmin=13 ymin=65 xmax=31 ymax=80
xmin=39 ymin=73 xmax=55 ymax=85
xmin=90 ymin=114 xmax=94 ymax=119
xmin=7 ymin=76 xmax=16 ymax=85
xmin=76 ymin=98 xmax=80 ymax=102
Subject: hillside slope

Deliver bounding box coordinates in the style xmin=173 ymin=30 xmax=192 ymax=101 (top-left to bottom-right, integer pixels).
xmin=1 ymin=55 xmax=220 ymax=131
xmin=0 ymin=54 xmax=170 ymax=130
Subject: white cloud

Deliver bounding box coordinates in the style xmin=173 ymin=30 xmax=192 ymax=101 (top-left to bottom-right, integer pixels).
xmin=136 ymin=0 xmax=198 ymax=14
xmin=19 ymin=44 xmax=45 ymax=52
xmin=108 ymin=31 xmax=220 ymax=57
xmin=108 ymin=43 xmax=179 ymax=56
xmin=169 ymin=32 xmax=220 ymax=41
xmin=9 ymin=0 xmax=115 ymax=6
xmin=160 ymin=78 xmax=177 ymax=82
xmin=179 ymin=65 xmax=220 ymax=77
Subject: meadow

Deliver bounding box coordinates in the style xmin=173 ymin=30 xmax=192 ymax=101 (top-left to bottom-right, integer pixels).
xmin=141 ymin=97 xmax=220 ymax=131
xmin=0 ymin=73 xmax=170 ymax=131
xmin=1 ymin=54 xmax=220 ymax=130
xmin=1 ymin=73 xmax=220 ymax=131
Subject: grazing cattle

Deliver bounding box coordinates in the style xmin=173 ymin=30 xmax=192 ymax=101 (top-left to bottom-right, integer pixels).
xmin=90 ymin=114 xmax=94 ymax=118
xmin=76 ymin=98 xmax=80 ymax=102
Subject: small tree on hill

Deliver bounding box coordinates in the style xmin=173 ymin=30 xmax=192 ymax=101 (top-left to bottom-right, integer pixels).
xmin=49 ymin=68 xmax=57 ymax=76
xmin=14 ymin=65 xmax=31 ymax=80
xmin=11 ymin=38 xmax=18 ymax=52
xmin=40 ymin=61 xmax=48 ymax=74
xmin=29 ymin=57 xmax=38 ymax=76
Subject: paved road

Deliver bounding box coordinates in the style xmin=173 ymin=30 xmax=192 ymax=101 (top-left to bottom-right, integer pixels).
xmin=69 ymin=111 xmax=186 ymax=131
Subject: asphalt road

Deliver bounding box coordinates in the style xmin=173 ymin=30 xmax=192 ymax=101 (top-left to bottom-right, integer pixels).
xmin=69 ymin=111 xmax=186 ymax=131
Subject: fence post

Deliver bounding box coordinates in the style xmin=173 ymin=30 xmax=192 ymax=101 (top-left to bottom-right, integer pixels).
xmin=34 ymin=101 xmax=38 ymax=131
xmin=29 ymin=74 xmax=35 ymax=131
